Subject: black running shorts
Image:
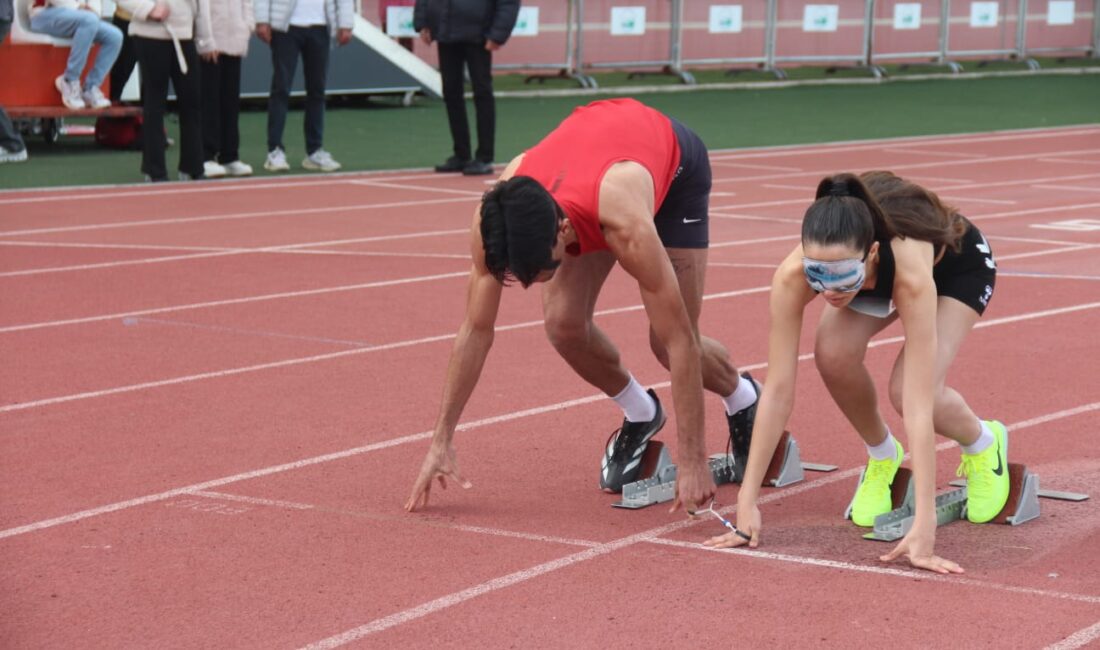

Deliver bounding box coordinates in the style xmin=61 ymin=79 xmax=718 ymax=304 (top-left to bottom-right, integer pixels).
xmin=653 ymin=118 xmax=711 ymax=249
xmin=934 ymin=221 xmax=997 ymax=316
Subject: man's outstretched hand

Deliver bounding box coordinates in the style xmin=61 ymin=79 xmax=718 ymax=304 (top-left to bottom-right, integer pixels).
xmin=405 ymin=443 xmax=472 ymax=512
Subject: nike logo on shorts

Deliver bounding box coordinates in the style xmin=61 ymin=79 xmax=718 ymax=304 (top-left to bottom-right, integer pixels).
xmin=682 ymin=218 xmax=702 ymax=224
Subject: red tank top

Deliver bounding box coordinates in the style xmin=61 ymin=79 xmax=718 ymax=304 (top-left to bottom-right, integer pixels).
xmin=514 ymin=99 xmax=681 ymax=255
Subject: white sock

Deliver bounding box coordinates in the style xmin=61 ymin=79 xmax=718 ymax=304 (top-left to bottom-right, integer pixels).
xmin=867 ymin=429 xmax=899 ymax=461
xmin=722 ymin=374 xmax=758 ymax=415
xmin=961 ymin=419 xmax=995 ymax=455
xmin=612 ymin=375 xmax=657 ymax=423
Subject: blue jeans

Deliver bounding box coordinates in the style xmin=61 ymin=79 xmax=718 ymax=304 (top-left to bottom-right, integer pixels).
xmin=267 ymin=26 xmax=329 ymax=155
xmin=30 ymin=7 xmax=122 ymax=89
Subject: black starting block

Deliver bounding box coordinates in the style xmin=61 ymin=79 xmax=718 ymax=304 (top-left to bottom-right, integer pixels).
xmin=611 ymin=431 xmax=837 ymax=509
xmin=849 ymin=462 xmax=1089 ymax=542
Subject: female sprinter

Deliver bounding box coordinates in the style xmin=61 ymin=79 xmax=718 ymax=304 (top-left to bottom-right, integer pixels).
xmin=704 ymin=172 xmax=1007 ymax=574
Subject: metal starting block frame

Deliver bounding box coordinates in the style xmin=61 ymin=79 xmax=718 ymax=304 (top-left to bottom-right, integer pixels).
xmin=853 ymin=462 xmax=1087 ymax=542
xmin=611 ymin=431 xmax=836 ymax=509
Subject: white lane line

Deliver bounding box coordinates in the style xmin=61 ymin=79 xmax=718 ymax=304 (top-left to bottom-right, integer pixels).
xmin=191 ymin=490 xmax=598 ymax=547
xmin=0 ymin=228 xmax=469 ymax=277
xmin=1032 ymin=184 xmax=1100 ymax=194
xmin=124 ymin=316 xmax=373 ymax=347
xmin=708 ymin=126 xmax=1100 ymax=161
xmin=760 ymin=183 xmax=811 ymax=192
xmin=645 ymin=538 xmax=1100 ymax=605
xmin=296 ymin=403 xmax=1100 ymax=649
xmin=711 ymin=161 xmax=805 ymax=172
xmin=882 ymin=147 xmax=987 ymax=159
xmin=0 ymin=196 xmax=478 ymax=237
xmin=0 ymin=270 xmax=470 ymax=334
xmin=0 ymin=285 xmax=773 ymax=414
xmin=990 ymin=235 xmax=1095 ymax=246
xmin=0 ymin=169 xmax=437 ymax=204
xmin=709 ymin=234 xmax=799 ymax=249
xmin=0 ymin=240 xmax=228 ymax=252
xmin=999 ymin=272 xmax=1100 ymax=281
xmin=1037 ymin=158 xmax=1100 ymax=166
xmin=2 ymin=299 xmax=1097 ymax=547
xmin=707 ymin=262 xmax=778 ymax=269
xmin=938 ymin=195 xmax=1018 ymax=205
xmin=348 ymin=180 xmax=483 ymax=197
xmin=709 ymin=211 xmax=801 ymax=224
xmin=997 ymin=245 xmax=1099 ymax=262
xmin=1046 ymin=620 xmax=1100 ymax=650
xmin=970 ymin=202 xmax=1100 ymax=223
xmin=189 ymin=491 xmax=315 ymax=510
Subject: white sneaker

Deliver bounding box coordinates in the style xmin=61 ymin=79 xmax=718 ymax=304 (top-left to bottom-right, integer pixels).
xmin=0 ymin=146 xmax=28 ymax=164
xmin=204 ymin=160 xmax=227 ymax=178
xmin=222 ymin=160 xmax=253 ymax=177
xmin=82 ymin=86 xmax=111 ymax=109
xmin=55 ymin=75 xmax=85 ymax=110
xmin=264 ymin=148 xmax=290 ymax=172
xmin=302 ymin=149 xmax=341 ymax=172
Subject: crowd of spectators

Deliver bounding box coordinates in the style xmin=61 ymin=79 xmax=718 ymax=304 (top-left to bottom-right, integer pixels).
xmin=0 ymin=0 xmax=519 ymax=179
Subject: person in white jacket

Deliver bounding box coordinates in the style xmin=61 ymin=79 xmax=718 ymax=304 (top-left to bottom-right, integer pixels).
xmin=117 ymin=0 xmax=212 ymax=181
xmin=198 ymin=0 xmax=254 ymax=177
xmin=29 ymin=0 xmax=123 ymax=109
xmin=254 ymin=0 xmax=353 ymax=173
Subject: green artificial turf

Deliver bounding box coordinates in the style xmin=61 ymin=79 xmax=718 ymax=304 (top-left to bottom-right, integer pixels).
xmin=1 ymin=72 xmax=1097 ymax=190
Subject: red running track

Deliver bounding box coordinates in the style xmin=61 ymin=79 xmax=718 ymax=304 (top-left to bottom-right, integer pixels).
xmin=2 ymin=125 xmax=1099 ymax=649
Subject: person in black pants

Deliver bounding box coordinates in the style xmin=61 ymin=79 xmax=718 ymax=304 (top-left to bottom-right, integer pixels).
xmin=131 ymin=36 xmax=203 ymax=181
xmin=414 ymin=0 xmax=519 ymax=176
xmin=109 ymin=8 xmax=137 ymax=103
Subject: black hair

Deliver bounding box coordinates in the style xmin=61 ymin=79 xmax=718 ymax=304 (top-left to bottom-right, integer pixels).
xmin=801 ymin=173 xmax=894 ymax=256
xmin=480 ymin=176 xmax=563 ymax=288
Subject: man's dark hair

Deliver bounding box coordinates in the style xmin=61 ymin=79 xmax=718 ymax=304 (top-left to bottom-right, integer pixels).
xmin=480 ymin=176 xmax=562 ymax=288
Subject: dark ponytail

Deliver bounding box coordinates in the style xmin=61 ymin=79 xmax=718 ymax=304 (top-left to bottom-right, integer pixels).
xmin=802 ymin=173 xmax=893 ymax=255
xmin=480 ymin=176 xmax=562 ymax=287
xmin=860 ymin=171 xmax=967 ymax=253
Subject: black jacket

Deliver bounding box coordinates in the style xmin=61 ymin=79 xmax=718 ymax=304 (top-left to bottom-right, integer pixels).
xmin=413 ymin=0 xmax=520 ymax=45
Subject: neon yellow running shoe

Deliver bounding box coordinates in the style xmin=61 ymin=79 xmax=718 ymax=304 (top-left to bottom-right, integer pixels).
xmin=959 ymin=420 xmax=1010 ymax=523
xmin=851 ymin=438 xmax=904 ymax=527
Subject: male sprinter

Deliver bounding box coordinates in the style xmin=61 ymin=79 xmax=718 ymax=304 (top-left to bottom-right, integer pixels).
xmin=404 ymin=98 xmax=760 ymax=514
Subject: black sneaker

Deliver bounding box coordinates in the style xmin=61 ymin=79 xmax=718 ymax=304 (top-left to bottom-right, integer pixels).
xmin=434 ymin=156 xmax=470 ymax=173
xmin=462 ymin=160 xmax=495 ymax=176
xmin=600 ymin=389 xmax=666 ymax=492
xmin=727 ymin=372 xmax=761 ymax=476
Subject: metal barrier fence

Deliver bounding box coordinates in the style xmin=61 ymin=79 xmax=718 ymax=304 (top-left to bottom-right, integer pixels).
xmin=462 ymin=0 xmax=1096 ymax=85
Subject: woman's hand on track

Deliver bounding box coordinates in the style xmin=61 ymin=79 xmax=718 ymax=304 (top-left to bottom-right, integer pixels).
xmin=880 ymin=525 xmax=964 ymax=574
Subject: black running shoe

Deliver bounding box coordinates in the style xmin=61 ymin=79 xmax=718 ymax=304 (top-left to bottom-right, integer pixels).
xmin=600 ymin=389 xmax=666 ymax=492
xmin=727 ymin=372 xmax=761 ymax=474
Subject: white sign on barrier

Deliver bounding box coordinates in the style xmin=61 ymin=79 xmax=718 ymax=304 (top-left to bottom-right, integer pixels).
xmin=385 ymin=6 xmax=416 ymax=37
xmin=1047 ymin=0 xmax=1075 ymax=24
xmin=969 ymin=1 xmax=999 ymax=27
xmin=709 ymin=5 xmax=744 ymax=33
xmin=512 ymin=6 xmax=540 ymax=36
xmin=610 ymin=6 xmax=647 ymax=35
xmin=803 ymin=5 xmax=839 ymax=32
xmin=893 ymin=3 xmax=923 ymax=29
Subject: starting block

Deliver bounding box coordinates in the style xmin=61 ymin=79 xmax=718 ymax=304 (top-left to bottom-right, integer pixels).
xmin=853 ymin=463 xmax=1088 ymax=542
xmin=611 ymin=431 xmax=837 ymax=509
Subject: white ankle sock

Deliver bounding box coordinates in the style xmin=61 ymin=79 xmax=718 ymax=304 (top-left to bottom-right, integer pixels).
xmin=612 ymin=375 xmax=657 ymax=423
xmin=867 ymin=430 xmax=899 ymax=461
xmin=961 ymin=419 xmax=995 ymax=455
xmin=722 ymin=374 xmax=758 ymax=415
